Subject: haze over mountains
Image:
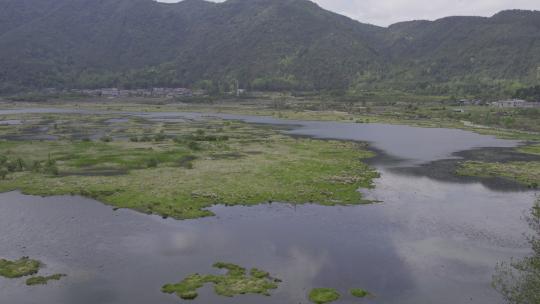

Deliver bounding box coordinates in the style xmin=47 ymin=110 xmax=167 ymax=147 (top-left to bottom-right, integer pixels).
xmin=0 ymin=0 xmax=539 ymax=95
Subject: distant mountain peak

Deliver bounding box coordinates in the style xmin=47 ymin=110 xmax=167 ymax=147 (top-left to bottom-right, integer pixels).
xmin=493 ymin=9 xmax=540 ymax=16
xmin=491 ymin=9 xmax=540 ymax=21
xmin=388 ymin=19 xmax=430 ymax=29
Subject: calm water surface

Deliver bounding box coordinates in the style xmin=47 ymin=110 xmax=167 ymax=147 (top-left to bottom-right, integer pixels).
xmin=0 ymin=108 xmax=536 ymax=304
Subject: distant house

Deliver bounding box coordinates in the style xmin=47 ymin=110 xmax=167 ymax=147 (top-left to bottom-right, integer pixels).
xmin=459 ymin=99 xmax=483 ymax=106
xmin=151 ymin=87 xmax=193 ymax=98
xmin=101 ymin=88 xmax=120 ymax=97
xmin=236 ymin=89 xmax=246 ymax=96
xmin=59 ymin=87 xmax=195 ymax=98
xmin=491 ymin=99 xmax=540 ymax=108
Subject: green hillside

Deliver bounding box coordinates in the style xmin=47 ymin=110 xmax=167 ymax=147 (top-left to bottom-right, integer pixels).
xmin=0 ymin=0 xmax=539 ymax=96
xmin=381 ymin=10 xmax=540 ymax=96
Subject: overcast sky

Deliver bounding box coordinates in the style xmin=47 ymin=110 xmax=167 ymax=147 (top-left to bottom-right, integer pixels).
xmin=158 ymin=0 xmax=540 ymax=26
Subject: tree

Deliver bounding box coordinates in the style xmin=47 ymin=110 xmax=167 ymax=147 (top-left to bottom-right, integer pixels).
xmin=493 ymin=197 xmax=540 ymax=304
xmin=514 ymin=86 xmax=540 ymax=102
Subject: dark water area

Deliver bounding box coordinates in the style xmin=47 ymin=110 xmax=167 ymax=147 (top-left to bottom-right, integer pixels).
xmin=387 ymin=147 xmax=540 ymax=192
xmin=0 ymin=108 xmax=537 ymax=304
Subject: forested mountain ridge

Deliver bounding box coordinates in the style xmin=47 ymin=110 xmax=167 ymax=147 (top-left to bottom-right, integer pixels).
xmin=0 ymin=0 xmax=539 ymax=96
xmin=380 ymin=10 xmax=540 ymax=95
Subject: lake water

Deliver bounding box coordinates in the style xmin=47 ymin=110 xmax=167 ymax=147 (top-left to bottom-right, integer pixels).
xmin=0 ymin=108 xmax=537 ymax=304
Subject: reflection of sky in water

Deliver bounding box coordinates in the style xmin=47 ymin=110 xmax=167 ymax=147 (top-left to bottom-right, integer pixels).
xmin=285 ymin=122 xmax=519 ymax=166
xmin=362 ymin=170 xmax=534 ymax=303
xmin=0 ymin=108 xmax=535 ymax=304
xmin=0 ymin=173 xmax=535 ymax=304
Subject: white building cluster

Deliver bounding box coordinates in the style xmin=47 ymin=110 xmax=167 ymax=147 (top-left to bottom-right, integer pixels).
xmin=490 ymin=99 xmax=540 ymax=108
xmin=74 ymin=87 xmax=196 ymax=98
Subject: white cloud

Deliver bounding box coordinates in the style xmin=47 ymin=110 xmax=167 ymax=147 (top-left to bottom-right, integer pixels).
xmin=158 ymin=0 xmax=540 ymax=26
xmin=314 ymin=0 xmax=540 ymax=26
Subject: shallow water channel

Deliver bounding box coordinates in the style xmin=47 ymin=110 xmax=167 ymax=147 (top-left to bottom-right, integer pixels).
xmin=0 ymin=108 xmax=537 ymax=304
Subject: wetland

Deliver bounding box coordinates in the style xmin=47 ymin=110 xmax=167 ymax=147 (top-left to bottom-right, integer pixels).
xmin=0 ymin=104 xmax=538 ymax=304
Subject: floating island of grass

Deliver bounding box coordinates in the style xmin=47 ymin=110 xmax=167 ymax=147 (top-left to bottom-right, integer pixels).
xmin=309 ymin=288 xmax=341 ymax=304
xmin=26 ymin=274 xmax=67 ymax=286
xmin=1 ymin=257 xmax=66 ymax=286
xmin=350 ymin=287 xmax=370 ymax=298
xmin=162 ymin=262 xmax=281 ymax=300
xmin=0 ymin=257 xmax=41 ymax=278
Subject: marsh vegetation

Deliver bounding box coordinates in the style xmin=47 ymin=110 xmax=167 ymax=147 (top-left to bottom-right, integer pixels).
xmin=0 ymin=103 xmax=537 ymax=304
xmin=456 ymin=144 xmax=540 ymax=189
xmin=25 ymin=274 xmax=66 ymax=286
xmin=0 ymin=257 xmax=40 ymax=278
xmin=350 ymin=288 xmax=371 ymax=298
xmin=457 ymin=161 xmax=539 ymax=189
xmin=0 ymin=112 xmax=378 ymax=219
xmin=0 ymin=257 xmax=65 ymax=286
xmin=162 ymin=262 xmax=280 ymax=300
xmin=308 ymin=288 xmax=341 ymax=304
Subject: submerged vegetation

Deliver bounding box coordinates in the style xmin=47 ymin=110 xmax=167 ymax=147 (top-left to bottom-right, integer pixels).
xmin=0 ymin=112 xmax=378 ymax=219
xmin=162 ymin=262 xmax=280 ymax=300
xmin=25 ymin=274 xmax=66 ymax=286
xmin=0 ymin=257 xmax=40 ymax=278
xmin=493 ymin=198 xmax=540 ymax=304
xmin=308 ymin=288 xmax=341 ymax=304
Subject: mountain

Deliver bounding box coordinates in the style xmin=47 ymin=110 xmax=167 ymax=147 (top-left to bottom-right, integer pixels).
xmin=383 ymin=10 xmax=540 ymax=94
xmin=0 ymin=0 xmax=71 ymax=36
xmin=0 ymin=0 xmax=539 ymax=96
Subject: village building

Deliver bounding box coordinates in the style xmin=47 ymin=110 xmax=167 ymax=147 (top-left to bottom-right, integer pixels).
xmin=491 ymin=99 xmax=540 ymax=108
xmin=70 ymin=87 xmax=194 ymax=98
xmin=458 ymin=99 xmax=483 ymax=106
